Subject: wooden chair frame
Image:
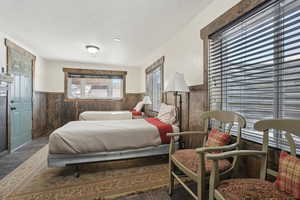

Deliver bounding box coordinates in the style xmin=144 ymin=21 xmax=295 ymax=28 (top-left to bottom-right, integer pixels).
xmin=207 ymin=119 xmax=300 ymax=200
xmin=167 ymin=110 xmax=246 ymax=200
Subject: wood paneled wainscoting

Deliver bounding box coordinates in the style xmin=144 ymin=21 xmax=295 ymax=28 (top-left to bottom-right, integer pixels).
xmin=163 ymin=84 xmax=209 ymax=149
xmin=32 ymin=91 xmax=144 ymax=137
xmin=32 ymin=92 xmax=48 ymax=138
xmin=239 ymin=139 xmax=282 ymax=180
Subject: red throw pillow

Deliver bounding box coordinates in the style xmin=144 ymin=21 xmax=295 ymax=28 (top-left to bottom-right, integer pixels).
xmin=275 ymin=151 xmax=300 ymax=198
xmin=129 ymin=110 xmax=142 ymax=116
xmin=205 ymin=129 xmax=231 ymax=147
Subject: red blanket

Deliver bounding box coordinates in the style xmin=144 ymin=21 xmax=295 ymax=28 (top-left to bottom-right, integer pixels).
xmin=145 ymin=118 xmax=173 ymax=144
xmin=129 ymin=110 xmax=142 ymax=116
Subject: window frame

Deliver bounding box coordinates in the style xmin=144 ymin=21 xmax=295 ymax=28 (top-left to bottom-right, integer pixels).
xmin=63 ymin=68 xmax=127 ymax=101
xmin=145 ymin=56 xmax=164 ymax=113
xmin=206 ymin=0 xmax=300 ymax=154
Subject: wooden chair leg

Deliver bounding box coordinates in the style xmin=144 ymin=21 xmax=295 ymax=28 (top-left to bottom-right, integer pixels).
xmin=209 ymin=190 xmax=214 ymax=200
xmin=197 ymin=153 xmax=205 ymax=200
xmin=169 ymin=160 xmax=175 ymax=196
xmin=197 ymin=178 xmax=204 ymax=200
xmin=209 ymin=180 xmax=215 ymax=200
xmin=209 ymin=160 xmax=219 ymax=200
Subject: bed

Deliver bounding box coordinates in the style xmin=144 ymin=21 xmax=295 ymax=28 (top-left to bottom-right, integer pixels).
xmin=79 ymin=110 xmax=143 ymax=121
xmin=79 ymin=101 xmax=145 ymax=121
xmin=48 ymin=103 xmax=179 ymax=168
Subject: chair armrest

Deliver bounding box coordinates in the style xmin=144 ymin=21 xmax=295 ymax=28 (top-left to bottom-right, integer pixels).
xmin=196 ymin=143 xmax=238 ymax=154
xmin=167 ymin=131 xmax=207 ymax=137
xmin=207 ymin=149 xmax=267 ymax=199
xmin=206 ymin=150 xmax=267 ymax=160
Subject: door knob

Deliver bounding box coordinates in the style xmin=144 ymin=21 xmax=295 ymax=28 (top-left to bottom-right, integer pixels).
xmin=10 ymin=107 xmax=16 ymax=110
xmin=10 ymin=100 xmax=14 ymax=103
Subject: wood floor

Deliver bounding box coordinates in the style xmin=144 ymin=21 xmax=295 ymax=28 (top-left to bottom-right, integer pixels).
xmin=0 ymin=136 xmax=48 ymax=179
xmin=0 ymin=136 xmax=205 ymax=200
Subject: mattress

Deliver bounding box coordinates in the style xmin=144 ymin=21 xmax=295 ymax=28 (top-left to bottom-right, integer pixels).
xmin=79 ymin=111 xmax=132 ymax=121
xmin=49 ymin=119 xmax=179 ymax=155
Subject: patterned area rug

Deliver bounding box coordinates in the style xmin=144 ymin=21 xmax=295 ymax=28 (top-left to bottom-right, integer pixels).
xmin=0 ymin=145 xmax=171 ymax=200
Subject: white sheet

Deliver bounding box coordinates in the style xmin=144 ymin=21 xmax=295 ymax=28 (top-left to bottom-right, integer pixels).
xmin=49 ymin=119 xmax=179 ymax=154
xmin=79 ymin=111 xmax=132 ymax=121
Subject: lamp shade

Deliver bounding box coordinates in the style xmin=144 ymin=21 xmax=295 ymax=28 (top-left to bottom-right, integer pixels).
xmin=165 ymin=72 xmax=190 ymax=92
xmin=143 ymin=96 xmax=152 ymax=104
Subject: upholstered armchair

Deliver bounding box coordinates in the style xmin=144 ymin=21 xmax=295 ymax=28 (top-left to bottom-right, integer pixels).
xmin=207 ymin=119 xmax=300 ymax=200
xmin=167 ymin=110 xmax=246 ymax=200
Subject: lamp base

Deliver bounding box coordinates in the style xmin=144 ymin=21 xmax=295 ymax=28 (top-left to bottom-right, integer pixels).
xmin=174 ymin=92 xmax=185 ymax=149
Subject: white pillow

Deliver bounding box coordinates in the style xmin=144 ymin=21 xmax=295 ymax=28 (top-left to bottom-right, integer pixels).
xmin=157 ymin=103 xmax=176 ymax=124
xmin=134 ymin=101 xmax=144 ymax=112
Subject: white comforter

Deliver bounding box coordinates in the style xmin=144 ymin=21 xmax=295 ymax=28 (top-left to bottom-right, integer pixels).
xmin=49 ymin=119 xmax=178 ymax=154
xmin=79 ymin=111 xmax=132 ymax=121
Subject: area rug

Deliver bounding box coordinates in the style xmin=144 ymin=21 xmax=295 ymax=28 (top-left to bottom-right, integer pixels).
xmin=0 ymin=145 xmax=172 ymax=200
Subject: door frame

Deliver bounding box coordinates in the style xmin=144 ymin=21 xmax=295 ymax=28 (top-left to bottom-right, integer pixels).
xmin=5 ymin=39 xmax=36 ymax=152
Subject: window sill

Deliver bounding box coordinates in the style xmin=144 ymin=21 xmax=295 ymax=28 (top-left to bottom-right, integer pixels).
xmin=232 ymin=134 xmax=300 ymax=156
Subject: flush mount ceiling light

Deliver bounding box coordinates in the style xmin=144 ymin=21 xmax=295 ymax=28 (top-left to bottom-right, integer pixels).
xmin=86 ymin=45 xmax=100 ymax=54
xmin=113 ymin=38 xmax=121 ymax=42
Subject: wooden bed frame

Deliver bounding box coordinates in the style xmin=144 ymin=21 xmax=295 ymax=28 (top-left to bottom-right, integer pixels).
xmin=48 ymin=143 xmax=179 ymax=177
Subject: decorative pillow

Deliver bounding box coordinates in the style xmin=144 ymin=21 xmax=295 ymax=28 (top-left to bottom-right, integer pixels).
xmin=275 ymin=151 xmax=300 ymax=199
xmin=134 ymin=101 xmax=144 ymax=112
xmin=205 ymin=129 xmax=231 ymax=147
xmin=157 ymin=103 xmax=176 ymax=124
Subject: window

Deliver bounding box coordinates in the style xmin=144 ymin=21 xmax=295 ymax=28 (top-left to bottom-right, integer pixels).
xmin=146 ymin=57 xmax=164 ymax=112
xmin=64 ymin=68 xmax=126 ymax=100
xmin=208 ymin=0 xmax=300 ymax=154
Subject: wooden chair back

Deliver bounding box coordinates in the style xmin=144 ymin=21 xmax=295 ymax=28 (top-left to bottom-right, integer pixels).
xmin=201 ymin=111 xmax=246 ymax=171
xmin=254 ymin=119 xmax=300 ymax=178
xmin=201 ymin=110 xmax=247 ymax=145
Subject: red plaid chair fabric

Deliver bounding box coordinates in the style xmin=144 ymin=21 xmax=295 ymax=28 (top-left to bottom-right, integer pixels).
xmin=205 ymin=129 xmax=231 ymax=147
xmin=275 ymin=151 xmax=300 ymax=198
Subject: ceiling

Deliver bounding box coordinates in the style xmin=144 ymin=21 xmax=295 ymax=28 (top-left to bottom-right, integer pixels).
xmin=0 ymin=0 xmax=211 ymax=67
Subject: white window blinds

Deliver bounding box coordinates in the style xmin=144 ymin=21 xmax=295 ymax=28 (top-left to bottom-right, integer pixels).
xmin=146 ymin=67 xmax=162 ymax=112
xmin=209 ymin=0 xmax=300 ymax=154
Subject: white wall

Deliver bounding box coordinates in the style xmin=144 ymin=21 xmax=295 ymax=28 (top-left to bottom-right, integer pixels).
xmin=0 ymin=31 xmax=46 ymax=91
xmin=139 ymin=0 xmax=240 ymax=92
xmin=0 ymin=34 xmax=6 ymax=70
xmin=34 ymin=57 xmax=48 ymax=91
xmin=0 ymin=31 xmax=143 ymax=93
xmin=41 ymin=59 xmax=143 ymax=93
xmin=1 ymin=0 xmax=240 ymax=94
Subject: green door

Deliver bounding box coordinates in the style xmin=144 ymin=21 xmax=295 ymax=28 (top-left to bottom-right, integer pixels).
xmin=7 ymin=47 xmax=33 ymax=151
